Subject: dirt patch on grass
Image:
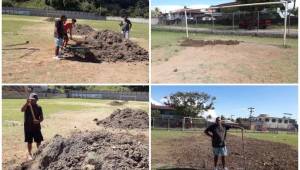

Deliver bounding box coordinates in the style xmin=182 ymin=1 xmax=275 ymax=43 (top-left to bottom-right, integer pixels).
xmin=95 ymin=108 xmax=149 ymax=129
xmin=152 ymin=133 xmax=297 ymax=170
xmin=180 ymin=39 xmax=240 ymax=47
xmin=109 ymin=100 xmax=127 ymax=106
xmin=18 ymin=130 xmax=148 ymax=170
xmin=152 ymin=42 xmax=297 ymax=83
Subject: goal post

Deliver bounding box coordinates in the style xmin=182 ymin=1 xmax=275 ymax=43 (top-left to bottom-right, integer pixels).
xmin=184 ymin=1 xmax=289 ymax=46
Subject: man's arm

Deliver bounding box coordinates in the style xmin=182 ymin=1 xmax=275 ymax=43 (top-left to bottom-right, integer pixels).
xmin=129 ymin=20 xmax=132 ymax=29
xmin=204 ymin=126 xmax=213 ymax=138
xmin=21 ymin=99 xmax=30 ymax=112
xmin=38 ymin=107 xmax=44 ymax=123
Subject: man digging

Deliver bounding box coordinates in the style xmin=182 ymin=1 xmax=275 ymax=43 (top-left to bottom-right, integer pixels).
xmin=54 ymin=15 xmax=67 ymax=60
xmin=21 ymin=93 xmax=44 ymax=161
xmin=205 ymin=117 xmax=243 ymax=170
xmin=63 ymin=18 xmax=77 ymax=47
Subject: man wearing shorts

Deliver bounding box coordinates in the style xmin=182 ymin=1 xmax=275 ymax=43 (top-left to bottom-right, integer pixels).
xmin=63 ymin=18 xmax=77 ymax=47
xmin=120 ymin=16 xmax=132 ymax=39
xmin=21 ymin=93 xmax=44 ymax=160
xmin=54 ymin=15 xmax=67 ymax=60
xmin=205 ymin=117 xmax=243 ymax=170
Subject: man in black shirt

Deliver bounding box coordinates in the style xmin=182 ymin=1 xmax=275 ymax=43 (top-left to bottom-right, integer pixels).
xmin=54 ymin=15 xmax=67 ymax=60
xmin=21 ymin=93 xmax=44 ymax=160
xmin=205 ymin=117 xmax=243 ymax=170
xmin=120 ymin=16 xmax=132 ymax=39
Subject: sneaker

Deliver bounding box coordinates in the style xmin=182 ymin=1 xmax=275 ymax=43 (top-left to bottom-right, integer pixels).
xmin=27 ymin=154 xmax=33 ymax=161
xmin=214 ymin=168 xmax=218 ymax=170
xmin=54 ymin=56 xmax=62 ymax=60
xmin=224 ymin=167 xmax=229 ymax=170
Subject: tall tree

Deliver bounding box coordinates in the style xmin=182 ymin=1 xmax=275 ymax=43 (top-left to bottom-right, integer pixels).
xmin=164 ymin=92 xmax=216 ymax=117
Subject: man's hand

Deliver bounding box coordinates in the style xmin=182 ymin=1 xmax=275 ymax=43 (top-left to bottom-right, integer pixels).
xmin=33 ymin=119 xmax=40 ymax=124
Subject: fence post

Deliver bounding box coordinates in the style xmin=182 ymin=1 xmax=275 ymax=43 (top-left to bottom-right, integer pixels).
xmin=257 ymin=11 xmax=260 ymax=33
xmin=168 ymin=118 xmax=170 ymax=131
xmin=182 ymin=118 xmax=185 ymax=131
xmin=232 ymin=12 xmax=235 ymax=31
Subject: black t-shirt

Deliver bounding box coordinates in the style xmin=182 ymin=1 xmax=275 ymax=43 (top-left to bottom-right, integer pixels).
xmin=24 ymin=104 xmax=43 ymax=132
xmin=205 ymin=123 xmax=233 ymax=147
xmin=122 ymin=19 xmax=132 ymax=31
xmin=54 ymin=20 xmax=64 ymax=38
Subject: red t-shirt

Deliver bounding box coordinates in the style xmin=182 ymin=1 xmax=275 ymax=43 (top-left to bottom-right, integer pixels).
xmin=64 ymin=23 xmax=73 ymax=33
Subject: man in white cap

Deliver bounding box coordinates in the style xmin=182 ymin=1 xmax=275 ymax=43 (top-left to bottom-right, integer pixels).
xmin=21 ymin=93 xmax=44 ymax=160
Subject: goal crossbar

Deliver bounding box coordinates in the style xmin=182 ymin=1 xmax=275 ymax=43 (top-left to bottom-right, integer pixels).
xmin=183 ymin=1 xmax=289 ymax=46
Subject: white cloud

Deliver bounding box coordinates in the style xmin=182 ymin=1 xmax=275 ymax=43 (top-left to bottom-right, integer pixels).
xmin=151 ymin=97 xmax=163 ymax=106
xmin=202 ymin=110 xmax=218 ymax=122
xmin=152 ymin=4 xmax=209 ymax=13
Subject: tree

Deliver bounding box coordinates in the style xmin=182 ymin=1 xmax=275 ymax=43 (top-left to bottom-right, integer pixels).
xmin=164 ymin=92 xmax=216 ymax=118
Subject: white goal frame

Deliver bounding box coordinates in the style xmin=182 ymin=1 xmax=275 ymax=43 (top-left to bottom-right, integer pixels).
xmin=183 ymin=1 xmax=289 ymax=46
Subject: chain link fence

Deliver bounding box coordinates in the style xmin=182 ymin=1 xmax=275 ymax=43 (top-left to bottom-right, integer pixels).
xmin=151 ymin=117 xmax=209 ymax=131
xmin=153 ymin=10 xmax=297 ymax=38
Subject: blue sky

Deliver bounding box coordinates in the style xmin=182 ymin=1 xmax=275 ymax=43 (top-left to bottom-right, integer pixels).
xmin=151 ymin=85 xmax=298 ymax=119
xmin=152 ymin=0 xmax=233 ymax=7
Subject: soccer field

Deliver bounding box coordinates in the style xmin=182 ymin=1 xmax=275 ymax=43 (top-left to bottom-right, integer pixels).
xmin=151 ymin=30 xmax=298 ymax=84
xmin=2 ymin=15 xmax=149 ymax=84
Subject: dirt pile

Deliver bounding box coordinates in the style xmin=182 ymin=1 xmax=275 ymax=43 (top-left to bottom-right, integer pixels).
xmin=96 ymin=108 xmax=148 ymax=129
xmin=180 ymin=39 xmax=240 ymax=47
xmin=17 ymin=130 xmax=148 ymax=170
xmin=64 ymin=28 xmax=148 ymax=63
xmin=154 ymin=134 xmax=297 ymax=170
xmin=73 ymin=24 xmax=95 ymax=36
xmin=109 ymin=100 xmax=127 ymax=106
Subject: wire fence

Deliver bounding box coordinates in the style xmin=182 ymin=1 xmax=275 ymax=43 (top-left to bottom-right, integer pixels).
xmin=153 ymin=10 xmax=298 ymax=38
xmin=67 ymin=90 xmax=149 ymax=101
xmin=2 ymin=7 xmax=149 ymax=23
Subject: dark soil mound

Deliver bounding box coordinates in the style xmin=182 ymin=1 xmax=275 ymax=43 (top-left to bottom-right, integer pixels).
xmin=73 ymin=24 xmax=95 ymax=36
xmin=64 ymin=29 xmax=148 ymax=63
xmin=96 ymin=108 xmax=148 ymax=129
xmin=18 ymin=131 xmax=148 ymax=170
xmin=109 ymin=100 xmax=127 ymax=106
xmin=180 ymin=39 xmax=240 ymax=47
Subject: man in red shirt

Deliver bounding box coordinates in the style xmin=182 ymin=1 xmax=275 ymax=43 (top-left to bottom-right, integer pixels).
xmin=63 ymin=18 xmax=77 ymax=47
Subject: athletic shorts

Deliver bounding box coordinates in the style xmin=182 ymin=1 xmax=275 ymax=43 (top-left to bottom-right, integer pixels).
xmin=213 ymin=146 xmax=228 ymax=156
xmin=25 ymin=130 xmax=44 ymax=143
xmin=55 ymin=38 xmax=63 ymax=47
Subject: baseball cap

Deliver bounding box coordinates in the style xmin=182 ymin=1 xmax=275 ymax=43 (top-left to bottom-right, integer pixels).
xmin=28 ymin=93 xmax=38 ymax=100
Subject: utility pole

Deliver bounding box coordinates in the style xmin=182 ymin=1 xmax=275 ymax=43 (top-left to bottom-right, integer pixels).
xmin=248 ymin=107 xmax=255 ymax=130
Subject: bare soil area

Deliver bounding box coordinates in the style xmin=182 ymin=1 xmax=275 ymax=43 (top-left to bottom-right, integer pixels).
xmin=3 ymin=22 xmax=148 ymax=83
xmin=152 ymin=42 xmax=297 ymax=83
xmin=152 ymin=133 xmax=297 ymax=170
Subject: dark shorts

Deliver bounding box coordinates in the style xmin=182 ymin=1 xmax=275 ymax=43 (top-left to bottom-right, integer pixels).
xmin=25 ymin=130 xmax=43 ymax=143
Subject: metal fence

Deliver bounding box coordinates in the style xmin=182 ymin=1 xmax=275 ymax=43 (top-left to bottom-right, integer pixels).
xmin=3 ymin=7 xmax=149 ymax=23
xmin=67 ymin=90 xmax=149 ymax=101
xmin=151 ymin=117 xmax=209 ymax=131
xmin=153 ymin=10 xmax=298 ymax=38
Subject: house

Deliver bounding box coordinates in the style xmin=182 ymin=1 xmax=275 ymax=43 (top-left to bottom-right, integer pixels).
xmin=252 ymin=114 xmax=297 ymax=130
xmin=237 ymin=114 xmax=297 ymax=131
xmin=151 ymin=104 xmax=178 ymax=118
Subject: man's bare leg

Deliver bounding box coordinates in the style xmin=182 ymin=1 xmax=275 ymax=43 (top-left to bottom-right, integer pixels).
xmin=214 ymin=155 xmax=219 ymax=168
xmin=36 ymin=142 xmax=41 ymax=148
xmin=221 ymin=156 xmax=226 ymax=168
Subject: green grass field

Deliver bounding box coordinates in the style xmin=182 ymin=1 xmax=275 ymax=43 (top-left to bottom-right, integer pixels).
xmin=3 ymin=14 xmax=148 ymax=46
xmin=152 ymin=129 xmax=298 ymax=149
xmin=3 ymin=98 xmax=149 ymax=123
xmin=152 ymin=29 xmax=298 ymax=49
